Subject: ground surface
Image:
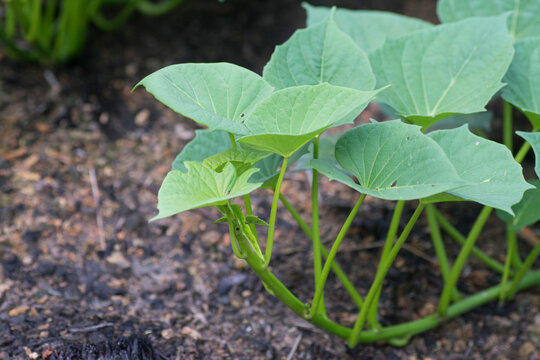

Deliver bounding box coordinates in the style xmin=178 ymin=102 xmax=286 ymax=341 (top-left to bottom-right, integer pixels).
xmin=1 ymin=0 xmax=540 ymax=359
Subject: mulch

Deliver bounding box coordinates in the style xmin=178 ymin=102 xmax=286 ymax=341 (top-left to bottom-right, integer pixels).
xmin=1 ymin=0 xmax=540 ymax=358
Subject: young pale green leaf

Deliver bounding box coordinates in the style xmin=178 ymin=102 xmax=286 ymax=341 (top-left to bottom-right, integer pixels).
xmin=202 ymin=148 xmax=270 ymax=175
xmin=137 ymin=63 xmax=274 ymax=135
xmin=497 ymin=181 xmax=540 ymax=230
xmin=237 ymin=83 xmax=380 ymax=157
xmin=427 ymin=126 xmax=533 ymax=214
xmin=172 ymin=129 xmax=231 ymax=172
xmin=517 ymin=131 xmax=540 ymax=177
xmin=263 ymin=10 xmax=375 ymax=90
xmin=370 ymin=15 xmax=514 ymax=129
xmin=437 ymin=0 xmax=540 ymax=41
xmin=151 ymin=162 xmax=262 ymax=221
xmin=311 ymin=120 xmax=468 ymax=200
xmin=303 ymin=3 xmax=433 ymax=53
xmin=501 ymin=38 xmax=540 ymax=128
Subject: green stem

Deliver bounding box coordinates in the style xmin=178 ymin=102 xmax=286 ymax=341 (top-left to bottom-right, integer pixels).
xmin=499 ymin=227 xmax=515 ymax=303
xmin=349 ymin=203 xmax=425 ymax=347
xmin=367 ymin=200 xmax=404 ymax=329
xmin=503 ymin=100 xmax=513 ymax=153
xmin=426 ymin=204 xmax=461 ymax=302
xmin=438 ymin=206 xmax=492 ymax=317
xmin=279 ymin=194 xmax=363 ymax=309
xmin=265 ymin=157 xmax=289 ymax=265
xmin=507 ymin=239 xmax=540 ymax=298
xmin=226 ymin=133 xmax=258 ymax=240
xmin=222 ymin=201 xmax=540 ymax=344
xmin=228 ymin=220 xmax=247 ymax=259
xmin=311 ymin=137 xmax=325 ymax=315
xmin=352 ymin=270 xmax=540 ymax=343
xmin=309 ymin=194 xmax=366 ymax=318
xmin=510 ymin=231 xmax=523 ymax=269
xmin=433 ymin=209 xmax=506 ymax=274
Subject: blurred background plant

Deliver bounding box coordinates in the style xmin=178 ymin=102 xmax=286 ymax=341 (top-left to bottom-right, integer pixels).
xmin=0 ymin=0 xmax=184 ymax=63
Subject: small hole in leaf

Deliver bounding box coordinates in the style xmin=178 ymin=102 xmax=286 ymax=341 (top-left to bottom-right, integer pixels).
xmin=240 ymin=113 xmax=245 ymax=118
xmin=406 ymin=137 xmax=410 ymax=141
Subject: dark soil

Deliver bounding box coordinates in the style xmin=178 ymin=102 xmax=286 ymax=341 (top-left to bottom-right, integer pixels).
xmin=1 ymin=0 xmax=540 ymax=359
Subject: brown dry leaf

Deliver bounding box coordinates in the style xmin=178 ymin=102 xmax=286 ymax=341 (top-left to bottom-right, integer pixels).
xmin=9 ymin=305 xmax=29 ymax=317
xmin=181 ymin=326 xmax=202 ymax=341
xmin=2 ymin=147 xmax=27 ymax=160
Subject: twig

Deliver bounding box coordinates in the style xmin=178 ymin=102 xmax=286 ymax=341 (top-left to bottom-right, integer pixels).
xmin=286 ymin=333 xmax=302 ymax=360
xmin=69 ymin=323 xmax=114 ymax=333
xmin=89 ymin=166 xmax=106 ymax=250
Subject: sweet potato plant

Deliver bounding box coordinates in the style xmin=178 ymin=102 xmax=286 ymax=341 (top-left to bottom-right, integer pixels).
xmin=137 ymin=0 xmax=540 ymax=347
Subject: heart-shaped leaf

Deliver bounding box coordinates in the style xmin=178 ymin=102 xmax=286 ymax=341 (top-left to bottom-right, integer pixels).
xmin=151 ymin=162 xmax=262 ymax=221
xmin=263 ymin=10 xmax=375 ymax=90
xmin=312 ymin=120 xmax=468 ymax=200
xmin=497 ymin=180 xmax=540 ymax=230
xmin=517 ymin=131 xmax=540 ymax=177
xmin=172 ymin=129 xmax=232 ymax=172
xmin=427 ymin=126 xmax=533 ymax=214
xmin=501 ymin=38 xmax=540 ymax=128
xmin=303 ymin=3 xmax=433 ymax=53
xmin=437 ymin=0 xmax=540 ymax=41
xmin=238 ymin=83 xmax=380 ymax=157
xmin=202 ymin=148 xmax=270 ymax=175
xmin=370 ymin=15 xmax=514 ymax=129
xmin=137 ymin=63 xmax=274 ymax=135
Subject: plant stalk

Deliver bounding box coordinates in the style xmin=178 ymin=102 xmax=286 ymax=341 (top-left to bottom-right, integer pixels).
xmin=367 ymin=200 xmax=404 ymax=329
xmin=311 ymin=136 xmax=325 ymax=315
xmin=279 ymin=194 xmax=364 ymax=309
xmin=507 ymin=239 xmax=540 ymax=298
xmin=438 ymin=206 xmax=492 ymax=317
xmin=499 ymin=227 xmax=516 ymax=303
xmin=433 ymin=209 xmax=506 ymax=274
xmin=310 ymin=194 xmax=366 ymax=318
xmin=349 ymin=203 xmax=425 ymax=347
xmin=265 ymin=157 xmax=289 ymax=265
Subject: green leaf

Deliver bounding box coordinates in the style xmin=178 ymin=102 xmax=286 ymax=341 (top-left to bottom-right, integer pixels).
xmin=172 ymin=129 xmax=231 ymax=172
xmin=137 ymin=63 xmax=274 ymax=135
xmin=238 ymin=83 xmax=380 ymax=157
xmin=263 ymin=10 xmax=375 ymax=90
xmin=245 ymin=215 xmax=269 ymax=227
xmin=501 ymin=38 xmax=540 ymax=128
xmin=517 ymin=131 xmax=540 ymax=177
xmin=497 ymin=181 xmax=540 ymax=230
xmin=427 ymin=126 xmax=533 ymax=214
xmin=151 ymin=162 xmax=262 ymax=221
xmin=311 ymin=120 xmax=468 ymax=200
xmin=294 ymin=133 xmax=342 ymax=171
xmin=427 ymin=112 xmax=493 ymax=133
xmin=250 ymin=144 xmax=310 ymax=187
xmin=370 ymin=15 xmax=514 ymax=129
xmin=303 ymin=3 xmax=433 ymax=53
xmin=202 ymin=148 xmax=270 ymax=175
xmin=213 ymin=217 xmax=228 ymax=224
xmin=437 ymin=0 xmax=540 ymax=41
